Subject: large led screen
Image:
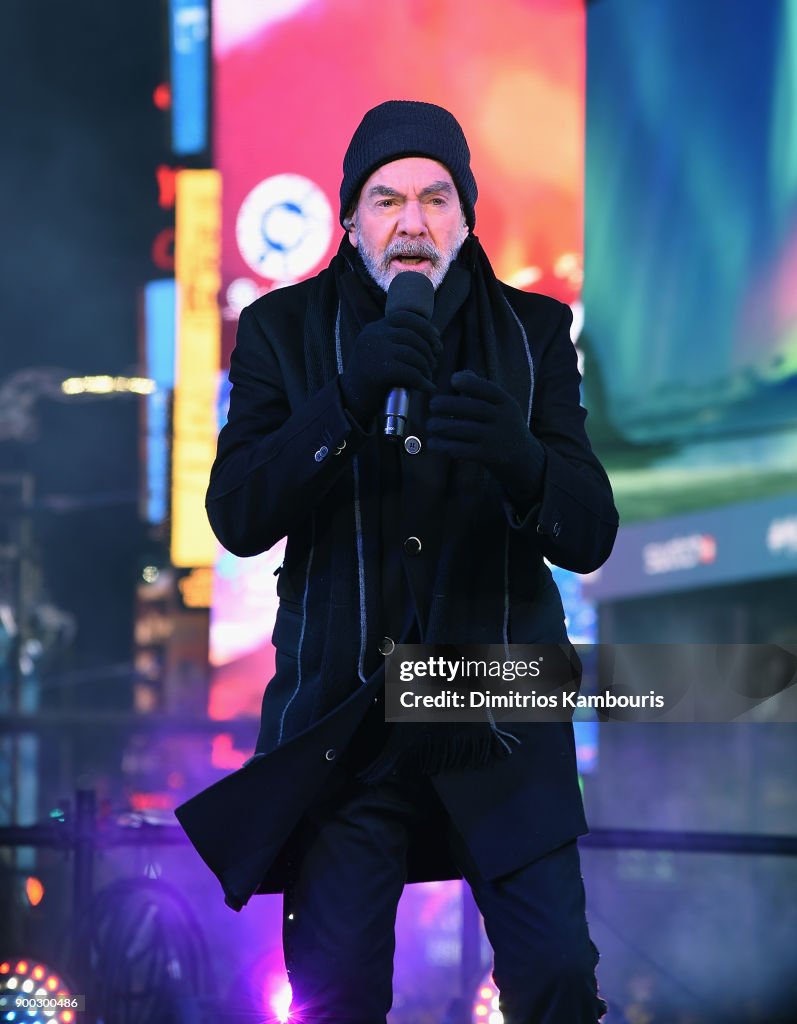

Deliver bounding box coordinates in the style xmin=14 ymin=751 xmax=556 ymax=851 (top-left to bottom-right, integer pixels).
xmin=585 ymin=0 xmax=797 ymax=521
xmin=209 ymin=0 xmax=588 ymax=738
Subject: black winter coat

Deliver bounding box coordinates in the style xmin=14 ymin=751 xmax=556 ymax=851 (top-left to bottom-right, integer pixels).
xmin=175 ymin=267 xmax=618 ymax=911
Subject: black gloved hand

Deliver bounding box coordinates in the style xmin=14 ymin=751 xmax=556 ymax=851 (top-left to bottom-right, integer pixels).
xmin=427 ymin=369 xmax=546 ymax=513
xmin=340 ymin=310 xmax=442 ymax=426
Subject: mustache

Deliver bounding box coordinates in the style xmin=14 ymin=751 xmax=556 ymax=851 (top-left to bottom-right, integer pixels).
xmin=381 ymin=240 xmax=440 ymax=266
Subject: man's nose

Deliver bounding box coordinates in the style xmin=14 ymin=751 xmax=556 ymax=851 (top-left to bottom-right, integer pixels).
xmin=396 ymin=199 xmax=427 ymax=236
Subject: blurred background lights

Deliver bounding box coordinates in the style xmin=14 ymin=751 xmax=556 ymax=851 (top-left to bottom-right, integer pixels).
xmin=0 ymin=958 xmax=75 ymax=1023
xmin=60 ymin=375 xmax=156 ymax=396
xmin=506 ymin=265 xmax=542 ymax=289
xmin=25 ymin=877 xmax=45 ymax=907
xmin=142 ymin=566 xmax=160 ymax=584
xmin=225 ymin=276 xmax=261 ymax=315
xmin=553 ymin=251 xmax=583 ymax=286
xmin=270 ymin=980 xmax=292 ymax=1022
xmin=472 ymin=972 xmax=502 ymax=1023
xmin=153 ymin=81 xmax=171 ymax=110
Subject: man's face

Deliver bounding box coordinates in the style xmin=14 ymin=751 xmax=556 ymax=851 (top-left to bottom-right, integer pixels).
xmin=347 ymin=157 xmax=469 ymax=291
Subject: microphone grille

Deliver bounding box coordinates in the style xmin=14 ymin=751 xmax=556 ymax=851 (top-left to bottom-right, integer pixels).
xmin=385 ymin=271 xmax=435 ymax=319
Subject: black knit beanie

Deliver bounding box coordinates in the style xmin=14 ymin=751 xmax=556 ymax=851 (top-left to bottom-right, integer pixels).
xmin=340 ymin=100 xmax=478 ymax=229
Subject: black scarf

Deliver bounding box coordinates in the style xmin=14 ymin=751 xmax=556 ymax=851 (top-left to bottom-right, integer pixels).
xmin=302 ymin=234 xmax=536 ymax=780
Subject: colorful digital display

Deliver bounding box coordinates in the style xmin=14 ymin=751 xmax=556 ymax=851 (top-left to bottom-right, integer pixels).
xmin=172 ymin=169 xmax=222 ymax=569
xmin=213 ymin=0 xmax=586 ymax=362
xmin=208 ymin=1 xmax=591 ymax=767
xmin=143 ymin=280 xmax=176 ymax=525
xmin=169 ymin=0 xmax=210 ymax=155
xmin=585 ymin=0 xmax=797 ymax=521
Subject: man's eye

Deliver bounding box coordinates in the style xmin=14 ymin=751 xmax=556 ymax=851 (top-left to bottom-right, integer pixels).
xmin=376 ymin=199 xmax=396 ymax=207
xmin=428 ymin=197 xmax=446 ymax=206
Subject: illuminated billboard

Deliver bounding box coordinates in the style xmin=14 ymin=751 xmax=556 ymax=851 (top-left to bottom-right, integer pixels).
xmin=209 ymin=0 xmax=588 ymax=742
xmin=585 ymin=0 xmax=797 ymax=522
xmin=172 ymin=169 xmax=222 ymax=569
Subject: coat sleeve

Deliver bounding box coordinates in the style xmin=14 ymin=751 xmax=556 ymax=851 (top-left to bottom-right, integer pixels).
xmin=205 ymin=304 xmax=371 ymax=556
xmin=507 ymin=301 xmax=619 ymax=573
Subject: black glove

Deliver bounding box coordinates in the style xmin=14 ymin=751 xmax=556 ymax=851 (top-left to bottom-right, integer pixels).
xmin=427 ymin=369 xmax=546 ymax=512
xmin=340 ymin=310 xmax=442 ymax=425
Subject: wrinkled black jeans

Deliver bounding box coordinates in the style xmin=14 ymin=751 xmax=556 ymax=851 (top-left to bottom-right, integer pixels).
xmin=282 ymin=767 xmax=607 ymax=1024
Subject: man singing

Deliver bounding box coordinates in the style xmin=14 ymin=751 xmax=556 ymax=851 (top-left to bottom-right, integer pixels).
xmin=178 ymin=100 xmax=618 ymax=1023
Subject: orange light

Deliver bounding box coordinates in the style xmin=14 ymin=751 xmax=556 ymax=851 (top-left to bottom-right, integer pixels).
xmin=16 ymin=960 xmax=28 ymax=973
xmin=480 ymin=986 xmax=493 ymax=998
xmin=0 ymin=961 xmax=9 ymax=973
xmin=46 ymin=976 xmax=58 ymax=991
xmin=63 ymin=1011 xmax=74 ymax=1023
xmin=26 ymin=876 xmax=45 ymax=907
xmin=32 ymin=966 xmax=44 ymax=981
xmin=475 ymin=1006 xmax=488 ymax=1017
xmin=177 ymin=566 xmax=213 ymax=607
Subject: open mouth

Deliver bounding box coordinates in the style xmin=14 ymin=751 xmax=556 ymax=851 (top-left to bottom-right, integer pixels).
xmin=392 ymin=256 xmax=430 ymax=266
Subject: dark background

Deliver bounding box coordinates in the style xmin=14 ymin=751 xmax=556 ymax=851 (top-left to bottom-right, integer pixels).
xmin=0 ymin=1 xmax=165 ymax=700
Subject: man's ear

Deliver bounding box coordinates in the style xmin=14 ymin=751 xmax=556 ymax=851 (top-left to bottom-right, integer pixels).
xmin=345 ymin=209 xmax=358 ymax=248
xmin=458 ymin=212 xmax=470 ymax=247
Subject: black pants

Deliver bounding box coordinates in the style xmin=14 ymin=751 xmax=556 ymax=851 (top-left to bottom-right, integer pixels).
xmin=282 ymin=767 xmax=607 ymax=1023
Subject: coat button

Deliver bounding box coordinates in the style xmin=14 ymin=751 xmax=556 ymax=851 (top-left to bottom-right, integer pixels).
xmin=379 ymin=636 xmax=395 ymax=656
xmin=404 ymin=435 xmax=422 ymax=455
xmin=552 ymin=521 xmax=561 ymax=538
xmin=403 ymin=536 xmax=422 ymax=555
xmin=324 ymin=749 xmax=336 ymax=761
xmin=314 ymin=445 xmax=329 ymax=462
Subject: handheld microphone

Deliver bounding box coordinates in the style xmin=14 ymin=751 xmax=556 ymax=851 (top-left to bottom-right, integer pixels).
xmin=383 ymin=271 xmax=435 ymax=440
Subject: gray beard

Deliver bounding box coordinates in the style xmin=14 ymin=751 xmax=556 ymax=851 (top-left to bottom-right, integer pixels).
xmin=355 ymin=225 xmax=468 ymax=291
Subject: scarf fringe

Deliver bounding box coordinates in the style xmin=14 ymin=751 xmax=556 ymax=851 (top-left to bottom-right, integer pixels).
xmin=355 ymin=720 xmax=521 ymax=784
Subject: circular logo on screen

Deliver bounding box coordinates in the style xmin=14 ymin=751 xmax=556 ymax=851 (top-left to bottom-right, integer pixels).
xmin=236 ymin=174 xmax=333 ymax=282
